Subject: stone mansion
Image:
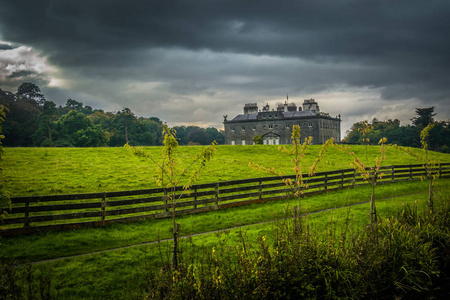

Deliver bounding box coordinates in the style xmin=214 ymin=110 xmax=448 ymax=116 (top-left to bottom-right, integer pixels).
xmin=223 ymin=98 xmax=341 ymax=145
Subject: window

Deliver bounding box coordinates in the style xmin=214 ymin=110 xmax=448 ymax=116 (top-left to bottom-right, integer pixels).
xmin=231 ymin=127 xmax=234 ymax=133
xmin=285 ymin=124 xmax=290 ymax=129
xmin=241 ymin=126 xmax=245 ymax=131
xmin=252 ymin=126 xmax=256 ymax=131
xmin=308 ymin=122 xmax=312 ymax=127
xmin=231 ymin=140 xmax=235 ymax=145
xmin=268 ymin=124 xmax=273 ymax=129
xmin=241 ymin=140 xmax=246 ymax=145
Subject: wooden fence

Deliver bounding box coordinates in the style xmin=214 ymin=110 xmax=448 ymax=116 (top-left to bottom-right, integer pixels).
xmin=1 ymin=163 xmax=449 ymax=236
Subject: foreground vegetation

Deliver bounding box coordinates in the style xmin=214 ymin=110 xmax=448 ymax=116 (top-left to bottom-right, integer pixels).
xmin=1 ymin=179 xmax=449 ymax=299
xmin=1 ymin=139 xmax=449 ymax=298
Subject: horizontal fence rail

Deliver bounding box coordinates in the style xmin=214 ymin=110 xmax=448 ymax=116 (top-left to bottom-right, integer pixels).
xmin=1 ymin=163 xmax=449 ymax=236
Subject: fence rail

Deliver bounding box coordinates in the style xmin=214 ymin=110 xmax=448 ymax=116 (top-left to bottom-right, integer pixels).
xmin=2 ymin=163 xmax=449 ymax=236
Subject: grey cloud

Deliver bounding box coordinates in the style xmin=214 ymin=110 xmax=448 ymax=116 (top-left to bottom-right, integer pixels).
xmin=0 ymin=43 xmax=13 ymax=50
xmin=0 ymin=0 xmax=449 ymax=132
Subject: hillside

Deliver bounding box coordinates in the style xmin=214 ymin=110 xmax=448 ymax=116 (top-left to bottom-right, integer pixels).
xmin=4 ymin=145 xmax=450 ymax=196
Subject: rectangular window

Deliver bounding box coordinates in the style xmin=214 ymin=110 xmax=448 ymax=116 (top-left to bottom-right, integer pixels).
xmin=231 ymin=140 xmax=235 ymax=145
xmin=269 ymin=124 xmax=273 ymax=129
xmin=241 ymin=140 xmax=246 ymax=145
xmin=242 ymin=126 xmax=245 ymax=131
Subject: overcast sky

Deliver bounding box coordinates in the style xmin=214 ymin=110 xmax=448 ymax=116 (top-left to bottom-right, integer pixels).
xmin=1 ymin=0 xmax=449 ymax=137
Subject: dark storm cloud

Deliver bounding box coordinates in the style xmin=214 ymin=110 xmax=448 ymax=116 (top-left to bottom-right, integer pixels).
xmin=0 ymin=43 xmax=13 ymax=50
xmin=0 ymin=0 xmax=449 ymax=128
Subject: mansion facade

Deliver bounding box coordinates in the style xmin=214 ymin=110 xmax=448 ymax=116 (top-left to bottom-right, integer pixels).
xmin=223 ymin=99 xmax=341 ymax=145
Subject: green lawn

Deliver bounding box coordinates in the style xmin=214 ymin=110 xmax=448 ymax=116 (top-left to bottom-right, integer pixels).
xmin=2 ymin=179 xmax=448 ymax=264
xmin=4 ymin=145 xmax=450 ymax=196
xmin=3 ymin=179 xmax=447 ymax=299
xmin=2 ymin=145 xmax=449 ymax=299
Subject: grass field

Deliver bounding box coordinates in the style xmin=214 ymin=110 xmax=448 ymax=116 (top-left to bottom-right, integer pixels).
xmin=1 ymin=145 xmax=449 ymax=298
xmin=1 ymin=179 xmax=448 ymax=299
xmin=2 ymin=179 xmax=446 ymax=263
xmin=4 ymin=145 xmax=450 ymax=196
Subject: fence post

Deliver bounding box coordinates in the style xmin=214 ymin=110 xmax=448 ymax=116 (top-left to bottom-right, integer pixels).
xmin=391 ymin=165 xmax=395 ymax=182
xmin=340 ymin=171 xmax=344 ymax=190
xmin=258 ymin=179 xmax=262 ymax=200
xmin=439 ymin=163 xmax=442 ymax=179
xmin=101 ymin=193 xmax=106 ymax=225
xmin=164 ymin=191 xmax=169 ymax=212
xmin=215 ymin=184 xmax=219 ymax=209
xmin=353 ymin=169 xmax=356 ymax=187
xmin=193 ymin=187 xmax=197 ymax=209
xmin=23 ymin=199 xmax=30 ymax=227
xmin=410 ymin=164 xmax=413 ymax=180
xmin=324 ymin=174 xmax=328 ymax=192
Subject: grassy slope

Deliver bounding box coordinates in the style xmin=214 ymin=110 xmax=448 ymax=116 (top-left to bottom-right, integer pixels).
xmin=4 ymin=145 xmax=450 ymax=196
xmin=7 ymin=182 xmax=448 ymax=299
xmin=2 ymin=179 xmax=449 ymax=263
xmin=2 ymin=145 xmax=450 ymax=298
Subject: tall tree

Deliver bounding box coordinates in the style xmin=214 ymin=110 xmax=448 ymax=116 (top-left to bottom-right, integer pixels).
xmin=16 ymin=82 xmax=46 ymax=105
xmin=65 ymin=99 xmax=84 ymax=111
xmin=0 ymin=105 xmax=10 ymax=220
xmin=32 ymin=100 xmax=59 ymax=146
xmin=2 ymin=97 xmax=41 ymax=146
xmin=411 ymin=107 xmax=436 ymax=128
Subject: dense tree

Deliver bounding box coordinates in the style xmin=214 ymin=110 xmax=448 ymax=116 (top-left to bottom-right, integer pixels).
xmin=53 ymin=110 xmax=107 ymax=147
xmin=0 ymin=104 xmax=9 ymax=219
xmin=0 ymin=84 xmax=168 ymax=147
xmin=411 ymin=107 xmax=436 ymax=128
xmin=0 ymin=88 xmax=15 ymax=105
xmin=2 ymin=97 xmax=41 ymax=146
xmin=343 ymin=107 xmax=448 ymax=152
xmin=32 ymin=100 xmax=59 ymax=146
xmin=205 ymin=127 xmax=225 ymax=144
xmin=187 ymin=128 xmax=210 ymax=145
xmin=65 ymin=99 xmax=84 ymax=112
xmin=16 ymin=82 xmax=46 ymax=105
xmin=173 ymin=126 xmax=224 ymax=145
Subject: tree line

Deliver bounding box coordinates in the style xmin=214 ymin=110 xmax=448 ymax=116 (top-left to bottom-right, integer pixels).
xmin=342 ymin=107 xmax=449 ymax=153
xmin=0 ymin=83 xmax=225 ymax=147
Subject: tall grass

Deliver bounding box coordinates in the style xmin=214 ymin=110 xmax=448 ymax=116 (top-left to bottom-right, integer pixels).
xmin=1 ymin=189 xmax=448 ymax=299
xmin=141 ymin=195 xmax=450 ymax=299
